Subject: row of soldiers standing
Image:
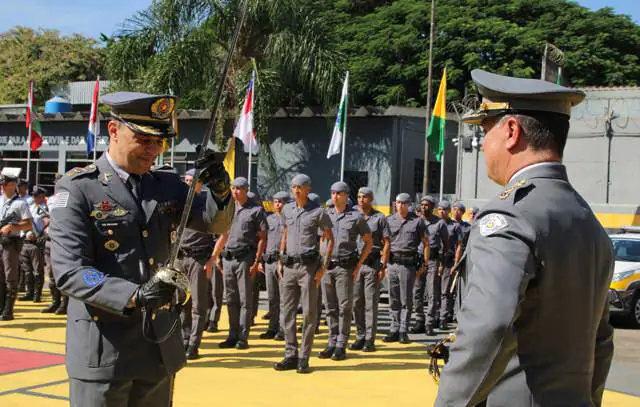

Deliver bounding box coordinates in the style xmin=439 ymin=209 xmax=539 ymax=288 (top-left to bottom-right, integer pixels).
xmin=0 ymin=173 xmax=68 ymax=321
xmin=177 ymin=171 xmax=478 ymax=374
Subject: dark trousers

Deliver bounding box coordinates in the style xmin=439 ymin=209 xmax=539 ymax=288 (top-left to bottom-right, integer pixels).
xmin=222 ymin=256 xmax=254 ymax=341
xmin=19 ymin=242 xmax=44 ymax=295
xmin=179 ymin=256 xmax=209 ymax=348
xmin=322 ymin=265 xmax=354 ymax=348
xmin=0 ymin=243 xmax=20 ymax=293
xmin=69 ymin=375 xmax=173 ymax=407
xmin=207 ymin=266 xmax=223 ymax=325
xmin=282 ymin=260 xmax=319 ymax=359
xmin=353 ymin=264 xmax=380 ymax=341
xmin=387 ymin=263 xmax=416 ymax=333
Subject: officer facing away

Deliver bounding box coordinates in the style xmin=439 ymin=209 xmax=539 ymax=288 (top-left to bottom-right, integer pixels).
xmin=179 ymin=169 xmax=217 ymax=360
xmin=50 ymin=92 xmax=233 ymax=407
xmin=435 ymin=70 xmax=614 ymax=406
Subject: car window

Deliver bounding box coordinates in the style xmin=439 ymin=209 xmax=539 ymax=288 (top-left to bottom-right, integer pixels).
xmin=611 ymin=238 xmax=640 ymax=262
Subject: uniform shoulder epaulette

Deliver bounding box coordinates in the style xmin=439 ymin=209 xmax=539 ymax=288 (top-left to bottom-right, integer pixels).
xmin=151 ymin=163 xmax=175 ymax=172
xmin=65 ymin=164 xmax=98 ymax=179
xmin=499 ymin=179 xmax=531 ymax=201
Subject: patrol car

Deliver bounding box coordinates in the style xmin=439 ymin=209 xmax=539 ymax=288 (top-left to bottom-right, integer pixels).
xmin=609 ymin=226 xmax=640 ymax=327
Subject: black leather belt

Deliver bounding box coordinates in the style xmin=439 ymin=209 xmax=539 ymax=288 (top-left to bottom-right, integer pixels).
xmin=178 ymin=247 xmax=211 ymax=259
xmin=363 ymin=252 xmax=381 ymax=268
xmin=281 ymin=251 xmax=319 ymax=267
xmin=221 ymin=247 xmax=253 ymax=260
xmin=389 ymin=252 xmax=416 ymax=266
xmin=327 ymin=255 xmax=358 ymax=270
xmin=263 ymin=252 xmax=279 ymax=263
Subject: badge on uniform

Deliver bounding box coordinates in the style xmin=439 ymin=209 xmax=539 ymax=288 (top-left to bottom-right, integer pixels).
xmin=48 ymin=192 xmax=70 ymax=211
xmin=104 ymin=239 xmax=120 ymax=251
xmin=90 ymin=200 xmax=129 ymax=220
xmin=479 ymin=213 xmax=508 ymax=236
xmin=82 ymin=269 xmax=106 ymax=287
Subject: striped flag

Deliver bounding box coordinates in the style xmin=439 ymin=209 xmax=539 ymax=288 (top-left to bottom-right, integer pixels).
xmin=86 ymin=78 xmax=100 ymax=155
xmin=26 ymin=80 xmax=43 ymax=151
xmin=327 ymin=71 xmax=348 ymax=159
xmin=233 ymin=71 xmax=259 ymax=154
xmin=427 ymin=68 xmax=447 ymax=162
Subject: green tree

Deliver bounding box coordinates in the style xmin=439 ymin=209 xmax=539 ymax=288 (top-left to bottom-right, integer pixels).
xmin=316 ymin=0 xmax=640 ymax=106
xmin=104 ymin=0 xmax=345 ymax=126
xmin=0 ymin=27 xmax=104 ymax=104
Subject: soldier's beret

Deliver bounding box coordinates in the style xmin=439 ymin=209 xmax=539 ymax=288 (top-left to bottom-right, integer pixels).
xmin=395 ymin=193 xmax=411 ymax=203
xmin=101 ymin=92 xmax=177 ymax=137
xmin=358 ymin=187 xmax=374 ymax=197
xmin=330 ymin=181 xmax=349 ymax=193
xmin=272 ymin=191 xmax=290 ymax=201
xmin=452 ymin=201 xmax=466 ymax=211
xmin=438 ymin=200 xmax=451 ymax=209
xmin=308 ymin=193 xmax=321 ymax=205
xmin=325 ymin=199 xmax=335 ymax=207
xmin=291 ymin=174 xmax=311 ymax=187
xmin=462 ymin=69 xmax=586 ymax=124
xmin=247 ymin=191 xmax=261 ymax=201
xmin=231 ymin=177 xmax=249 ymax=188
xmin=18 ymin=179 xmax=28 ymax=187
xmin=32 ymin=186 xmax=47 ymax=196
xmin=470 ymin=206 xmax=479 ymax=213
xmin=420 ymin=195 xmax=436 ymax=204
xmin=185 ymin=168 xmax=196 ymax=177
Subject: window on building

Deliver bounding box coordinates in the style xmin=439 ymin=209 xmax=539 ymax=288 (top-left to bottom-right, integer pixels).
xmin=414 ymin=159 xmax=440 ymax=195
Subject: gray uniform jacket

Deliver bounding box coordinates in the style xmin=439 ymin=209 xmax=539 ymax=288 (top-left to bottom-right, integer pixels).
xmin=356 ymin=207 xmax=390 ymax=253
xmin=265 ymin=212 xmax=283 ymax=255
xmin=326 ymin=207 xmax=370 ymax=258
xmin=436 ymin=164 xmax=614 ymax=407
xmin=49 ymin=155 xmax=233 ymax=381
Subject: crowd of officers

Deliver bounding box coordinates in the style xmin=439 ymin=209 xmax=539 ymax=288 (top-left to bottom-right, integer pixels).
xmin=1 ymin=167 xmax=480 ymax=374
xmin=177 ymin=171 xmax=479 ymax=373
xmin=0 ymin=173 xmax=69 ymax=321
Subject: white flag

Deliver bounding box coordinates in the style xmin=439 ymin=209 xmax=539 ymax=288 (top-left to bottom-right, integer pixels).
xmin=233 ymin=71 xmax=259 ymax=154
xmin=327 ymin=71 xmax=349 ymax=159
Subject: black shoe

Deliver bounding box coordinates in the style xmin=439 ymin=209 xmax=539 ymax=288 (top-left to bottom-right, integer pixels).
xmin=425 ymin=326 xmax=436 ymax=336
xmin=206 ymin=322 xmax=219 ymax=333
xmin=382 ymin=332 xmax=399 ymax=343
xmin=274 ymin=356 xmax=298 ymax=371
xmin=186 ymin=345 xmax=199 ymax=360
xmin=349 ymin=339 xmax=365 ymax=351
xmin=54 ymin=306 xmax=67 ymax=315
xmin=262 ymin=312 xmax=271 ymax=320
xmin=399 ymin=332 xmax=411 ymax=344
xmin=274 ymin=331 xmax=285 ymax=341
xmin=218 ymin=338 xmax=238 ymax=349
xmin=331 ymin=347 xmax=346 ymax=361
xmin=410 ymin=323 xmax=426 ymax=334
xmin=439 ymin=321 xmax=449 ymax=331
xmin=318 ymin=346 xmax=335 ymax=359
xmin=235 ymin=340 xmax=249 ymax=350
xmin=296 ymin=358 xmax=311 ymax=374
xmin=41 ymin=303 xmax=60 ymax=313
xmin=19 ymin=293 xmax=34 ymax=301
xmin=260 ymin=330 xmax=277 ymax=339
xmin=362 ymin=340 xmax=376 ymax=352
xmin=33 ymin=294 xmax=41 ymax=303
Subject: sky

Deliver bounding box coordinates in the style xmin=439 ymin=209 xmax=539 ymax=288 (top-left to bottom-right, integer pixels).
xmin=0 ymin=0 xmax=637 ymax=39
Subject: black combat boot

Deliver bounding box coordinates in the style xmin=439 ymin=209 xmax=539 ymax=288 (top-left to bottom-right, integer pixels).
xmin=42 ymin=288 xmax=61 ymax=313
xmin=0 ymin=285 xmax=6 ymax=315
xmin=1 ymin=292 xmax=17 ymax=321
xmin=54 ymin=295 xmax=68 ymax=315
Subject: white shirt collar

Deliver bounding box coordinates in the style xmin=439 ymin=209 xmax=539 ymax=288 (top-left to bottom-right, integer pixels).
xmin=105 ymin=151 xmax=131 ymax=183
xmin=508 ymin=161 xmax=562 ymax=184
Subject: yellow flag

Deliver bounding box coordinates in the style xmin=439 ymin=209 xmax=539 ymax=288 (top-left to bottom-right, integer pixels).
xmin=224 ymin=137 xmax=236 ymax=180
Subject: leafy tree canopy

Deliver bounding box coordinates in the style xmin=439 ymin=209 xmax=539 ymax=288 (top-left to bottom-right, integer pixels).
xmin=315 ymin=0 xmax=640 ymax=106
xmin=0 ymin=27 xmax=104 ymax=105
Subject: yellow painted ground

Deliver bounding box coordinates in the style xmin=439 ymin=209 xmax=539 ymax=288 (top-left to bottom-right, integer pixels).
xmin=1 ymin=297 xmax=638 ymax=406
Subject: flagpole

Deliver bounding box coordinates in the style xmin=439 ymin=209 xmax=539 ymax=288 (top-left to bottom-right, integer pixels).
xmin=247 ymin=70 xmax=256 ymax=191
xmin=93 ymin=76 xmax=100 ymax=163
xmin=439 ymin=143 xmax=445 ymax=202
xmin=340 ymin=71 xmax=349 ymax=182
xmin=422 ymin=0 xmax=436 ymax=195
xmin=26 ymin=80 xmax=33 ymax=183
